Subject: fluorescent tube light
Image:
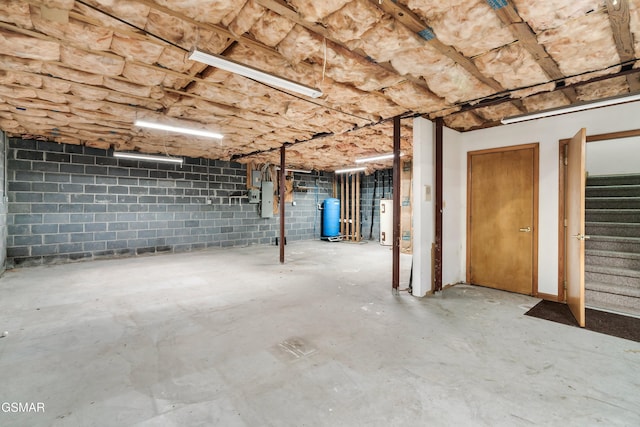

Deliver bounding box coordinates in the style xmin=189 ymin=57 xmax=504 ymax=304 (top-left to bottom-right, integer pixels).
xmin=189 ymin=48 xmax=323 ymax=99
xmin=113 ymin=151 xmax=183 ymax=165
xmin=135 ymin=120 xmax=223 ymax=139
xmin=355 ymin=152 xmax=404 ymax=163
xmin=501 ymin=92 xmax=640 ymax=124
xmin=335 ymin=167 xmax=366 ymax=174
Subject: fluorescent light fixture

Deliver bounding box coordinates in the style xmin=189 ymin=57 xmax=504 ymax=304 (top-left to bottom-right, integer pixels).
xmin=501 ymin=92 xmax=640 ymax=124
xmin=335 ymin=167 xmax=366 ymax=174
xmin=355 ymin=152 xmax=404 ymax=163
xmin=113 ymin=151 xmax=183 ymax=165
xmin=189 ymin=48 xmax=323 ymax=99
xmin=135 ymin=119 xmax=223 ymax=139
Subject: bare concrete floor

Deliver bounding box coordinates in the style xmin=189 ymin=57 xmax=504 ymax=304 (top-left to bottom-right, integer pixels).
xmin=0 ymin=241 xmax=639 ymax=426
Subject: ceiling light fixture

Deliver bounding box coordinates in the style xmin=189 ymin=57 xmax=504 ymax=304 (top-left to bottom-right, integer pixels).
xmin=355 ymin=152 xmax=404 ymax=163
xmin=335 ymin=167 xmax=367 ymax=174
xmin=188 ymin=48 xmax=323 ymax=99
xmin=113 ymin=151 xmax=184 ymax=165
xmin=134 ymin=119 xmax=223 ymax=139
xmin=501 ymin=92 xmax=640 ymax=124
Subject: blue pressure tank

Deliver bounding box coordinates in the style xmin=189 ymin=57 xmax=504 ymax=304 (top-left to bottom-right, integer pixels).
xmin=321 ymin=198 xmax=340 ymax=238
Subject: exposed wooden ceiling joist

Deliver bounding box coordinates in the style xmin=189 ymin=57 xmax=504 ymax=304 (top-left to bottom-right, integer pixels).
xmin=367 ymin=0 xmax=526 ymax=128
xmin=493 ymin=0 xmax=578 ymax=102
xmin=606 ymin=0 xmax=640 ymax=91
xmin=369 ymin=0 xmax=505 ymax=93
xmin=1 ymin=0 xmax=638 ymax=171
xmin=254 ymin=0 xmax=440 ymax=97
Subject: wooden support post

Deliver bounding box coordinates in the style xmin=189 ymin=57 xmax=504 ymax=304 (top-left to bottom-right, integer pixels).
xmin=351 ymin=173 xmax=355 ymax=240
xmin=393 ymin=116 xmax=401 ymax=291
xmin=246 ymin=162 xmax=253 ymax=189
xmin=435 ymin=117 xmax=444 ymax=292
xmin=279 ymin=145 xmax=286 ymax=264
xmin=346 ymin=174 xmax=351 ymax=239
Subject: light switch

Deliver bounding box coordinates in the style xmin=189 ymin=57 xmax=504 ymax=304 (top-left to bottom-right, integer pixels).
xmin=424 ymin=185 xmax=431 ymax=201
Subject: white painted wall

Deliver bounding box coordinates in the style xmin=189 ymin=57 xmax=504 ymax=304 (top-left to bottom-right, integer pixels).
xmin=411 ymin=117 xmax=434 ymax=297
xmin=586 ymin=136 xmax=640 ymax=176
xmin=442 ymin=127 xmax=464 ymax=287
xmin=412 ymin=102 xmax=640 ymax=297
xmin=456 ymin=102 xmax=640 ymax=296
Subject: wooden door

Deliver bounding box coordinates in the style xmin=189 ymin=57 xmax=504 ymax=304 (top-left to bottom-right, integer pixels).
xmin=566 ymin=128 xmax=587 ymax=327
xmin=468 ymin=144 xmax=538 ymax=295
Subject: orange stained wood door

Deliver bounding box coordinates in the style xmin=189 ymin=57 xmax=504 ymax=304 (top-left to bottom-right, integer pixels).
xmin=468 ymin=145 xmax=538 ymax=295
xmin=566 ymin=128 xmax=587 ymax=327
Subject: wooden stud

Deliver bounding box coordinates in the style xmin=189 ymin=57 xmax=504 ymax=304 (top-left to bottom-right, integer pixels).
xmin=353 ymin=173 xmax=356 ymax=241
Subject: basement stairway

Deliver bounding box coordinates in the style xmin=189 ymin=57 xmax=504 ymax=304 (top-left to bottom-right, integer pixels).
xmin=585 ymin=174 xmax=640 ymax=317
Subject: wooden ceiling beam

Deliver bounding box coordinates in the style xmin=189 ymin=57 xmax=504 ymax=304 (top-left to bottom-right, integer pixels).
xmin=254 ymin=0 xmax=448 ymax=107
xmin=368 ymin=0 xmax=526 ymax=114
xmin=77 ymin=1 xmax=382 ymax=122
xmin=605 ymin=0 xmax=640 ymax=91
xmin=0 ymin=19 xmax=372 ymax=126
xmin=368 ymin=0 xmax=506 ymax=93
xmin=493 ymin=1 xmax=578 ymax=102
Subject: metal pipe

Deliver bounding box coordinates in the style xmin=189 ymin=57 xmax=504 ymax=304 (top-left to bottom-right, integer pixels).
xmin=435 ymin=117 xmax=444 ymax=292
xmin=356 ymin=173 xmax=360 ymax=241
xmin=369 ymin=171 xmax=378 ymax=240
xmin=280 ymin=145 xmax=285 ymax=263
xmin=392 ymin=116 xmax=401 ymax=291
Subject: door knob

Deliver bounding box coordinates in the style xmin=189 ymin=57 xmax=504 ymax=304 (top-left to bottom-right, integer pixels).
xmin=519 ymin=227 xmax=531 ymax=232
xmin=572 ymin=234 xmax=590 ymax=241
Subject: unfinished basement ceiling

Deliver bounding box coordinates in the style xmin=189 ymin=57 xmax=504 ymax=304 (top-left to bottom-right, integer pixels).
xmin=0 ymin=0 xmax=639 ymax=172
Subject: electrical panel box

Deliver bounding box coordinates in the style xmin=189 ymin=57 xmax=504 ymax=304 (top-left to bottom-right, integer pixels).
xmin=251 ymin=171 xmax=262 ymax=188
xmin=261 ymin=181 xmax=274 ymax=218
xmin=248 ymin=188 xmax=260 ymax=204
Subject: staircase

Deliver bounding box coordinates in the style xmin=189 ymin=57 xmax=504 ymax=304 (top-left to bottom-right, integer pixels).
xmin=585 ymin=174 xmax=640 ymax=317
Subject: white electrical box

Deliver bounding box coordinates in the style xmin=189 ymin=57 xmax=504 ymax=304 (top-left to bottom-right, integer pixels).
xmin=380 ymin=199 xmax=393 ymax=246
xmin=424 ymin=185 xmax=432 ymax=201
xmin=261 ymin=181 xmax=273 ymax=218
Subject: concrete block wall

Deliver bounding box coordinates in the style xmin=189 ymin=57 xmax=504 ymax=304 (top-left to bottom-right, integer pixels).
xmin=6 ymin=138 xmax=333 ymax=267
xmin=0 ymin=132 xmax=7 ymax=274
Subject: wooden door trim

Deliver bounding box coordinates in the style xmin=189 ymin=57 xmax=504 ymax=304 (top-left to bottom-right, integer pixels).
xmin=557 ymin=139 xmax=569 ymax=302
xmin=557 ymin=127 xmax=640 ymax=303
xmin=559 ymin=128 xmax=640 ymax=145
xmin=466 ymin=143 xmax=540 ymax=295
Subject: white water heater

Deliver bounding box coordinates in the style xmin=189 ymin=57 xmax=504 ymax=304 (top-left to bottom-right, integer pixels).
xmin=380 ymin=199 xmax=393 ymax=246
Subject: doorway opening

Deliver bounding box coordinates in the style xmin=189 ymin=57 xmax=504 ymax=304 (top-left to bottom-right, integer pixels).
xmin=558 ymin=128 xmax=640 ymax=319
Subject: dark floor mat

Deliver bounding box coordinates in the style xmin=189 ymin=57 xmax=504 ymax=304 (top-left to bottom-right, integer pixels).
xmin=525 ymin=300 xmax=640 ymax=343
